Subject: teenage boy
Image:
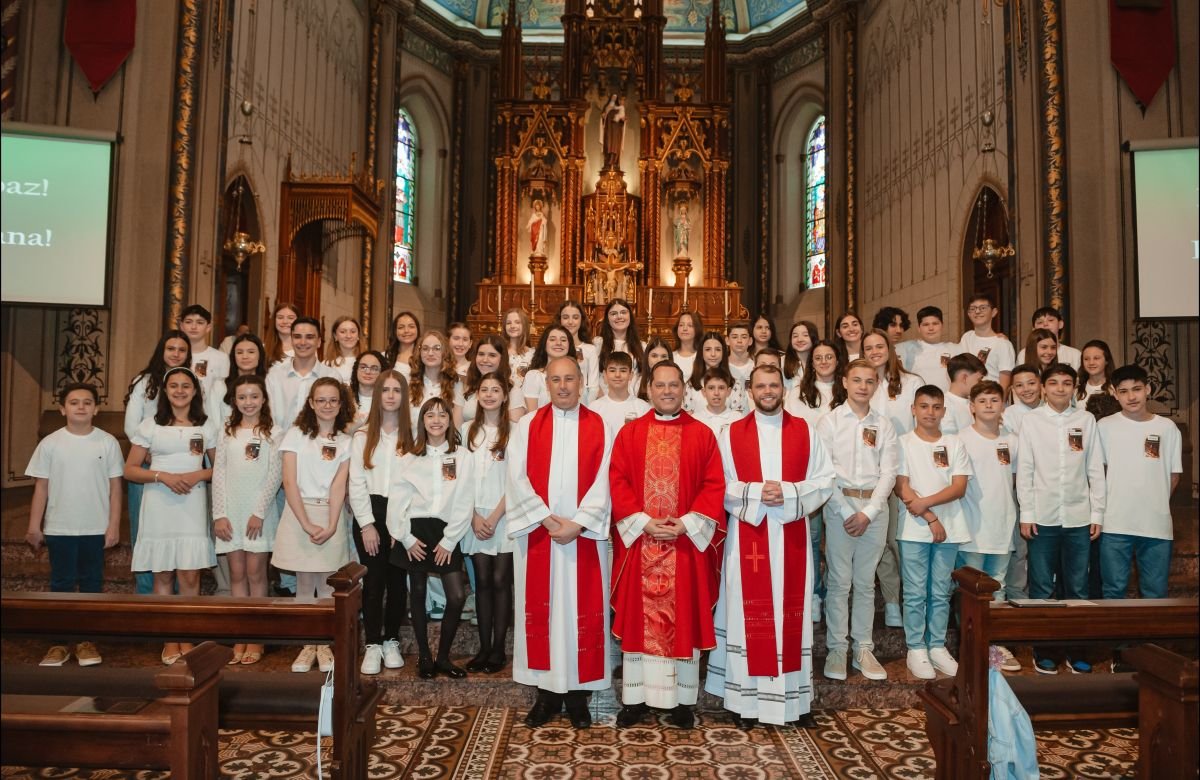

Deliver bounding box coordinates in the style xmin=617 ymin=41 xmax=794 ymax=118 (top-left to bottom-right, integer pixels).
xmin=265 ymin=316 xmax=338 ymax=431
xmin=958 ymin=295 xmax=1015 ymax=391
xmin=1015 ymin=307 xmax=1081 ymax=369
xmin=894 ymin=385 xmax=972 ymax=680
xmin=942 ymin=354 xmax=986 ymax=435
xmin=873 ymin=306 xmax=915 ymax=366
xmin=1098 ymin=365 xmax=1182 ymax=600
xmin=179 ymin=304 xmax=231 ymax=402
xmin=25 ymin=383 xmax=125 ymax=667
xmin=1002 ymin=364 xmax=1043 ymax=435
xmin=726 ymin=323 xmax=754 ymax=386
xmin=589 ymin=352 xmax=650 ymax=435
xmin=753 ymin=349 xmax=783 ymax=371
xmin=816 ymin=359 xmax=899 ymax=682
xmin=905 ymin=307 xmax=958 ymax=391
xmin=957 ymin=380 xmax=1021 ymax=671
xmin=691 ymin=367 xmax=741 ymax=436
xmin=1017 ymin=364 xmax=1104 ymax=674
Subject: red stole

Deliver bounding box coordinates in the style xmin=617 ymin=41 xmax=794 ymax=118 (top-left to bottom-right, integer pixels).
xmin=728 ymin=412 xmax=810 ymax=677
xmin=523 ymin=404 xmax=606 ymax=683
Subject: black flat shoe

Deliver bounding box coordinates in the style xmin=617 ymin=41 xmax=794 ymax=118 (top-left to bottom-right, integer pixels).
xmin=465 ymin=653 xmax=490 ymax=673
xmin=564 ymin=692 xmax=591 ymax=729
xmin=481 ymin=655 xmax=508 ymax=674
xmin=435 ymin=659 xmax=466 ymax=679
xmin=524 ymin=695 xmax=562 ymax=728
xmin=668 ymin=705 xmax=695 ymax=729
xmin=616 ymin=703 xmax=649 ymax=728
xmin=731 ymin=713 xmax=757 ymax=730
xmin=792 ymin=712 xmax=818 ymax=730
xmin=417 ymin=657 xmax=436 ymax=679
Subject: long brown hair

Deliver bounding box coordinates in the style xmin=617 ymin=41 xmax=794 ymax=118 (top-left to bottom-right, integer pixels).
xmin=361 ymin=370 xmax=414 ymax=469
xmin=411 ymin=396 xmax=460 ymax=456
xmin=597 ymin=299 xmax=645 ymax=368
xmin=324 ymin=315 xmax=365 ymax=365
xmin=408 ymin=330 xmax=459 ymax=407
xmin=1025 ymin=327 xmax=1058 ymax=370
xmin=464 ymin=334 xmax=513 ymax=400
xmin=863 ymin=328 xmax=913 ymax=400
xmin=796 ymin=340 xmax=847 ymax=409
xmin=266 ymin=302 xmax=299 ymax=364
xmin=1076 ymin=339 xmax=1114 ymax=400
xmin=689 ymin=331 xmax=731 ymax=391
xmin=784 ymin=321 xmax=819 ymax=381
xmin=224 ymin=375 xmax=274 ymax=438
xmin=673 ymin=310 xmax=704 ymax=353
xmin=503 ymin=308 xmax=531 ymax=354
xmin=295 ymin=377 xmax=354 ymax=437
xmin=466 ymin=373 xmax=512 ymax=458
xmin=385 ymin=311 xmax=421 ymax=367
xmin=638 ymin=337 xmax=674 ymax=400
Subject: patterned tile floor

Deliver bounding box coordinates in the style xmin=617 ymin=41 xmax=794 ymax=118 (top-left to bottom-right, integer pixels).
xmin=0 ymin=705 xmax=1138 ymax=779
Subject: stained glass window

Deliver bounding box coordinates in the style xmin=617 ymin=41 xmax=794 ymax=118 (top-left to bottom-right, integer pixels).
xmin=393 ymin=108 xmax=417 ymax=284
xmin=805 ymin=116 xmax=827 ymax=290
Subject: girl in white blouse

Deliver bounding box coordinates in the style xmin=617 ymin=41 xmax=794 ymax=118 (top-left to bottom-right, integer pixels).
xmin=348 ymin=350 xmax=386 ymax=430
xmin=274 ymin=377 xmax=354 ymax=674
xmin=348 ymin=370 xmax=414 ymax=675
xmin=556 ymin=300 xmax=601 ymax=402
xmin=211 ymin=374 xmax=281 ymax=665
xmin=461 ymin=334 xmax=526 ymax=424
xmin=459 ymin=374 xmax=514 ymax=674
xmin=406 ymin=330 xmax=465 ymax=429
xmin=785 ymin=339 xmax=844 ymax=425
xmin=503 ymin=308 xmax=535 ymax=376
xmin=387 ymin=396 xmax=476 ymax=680
xmin=323 ymin=316 xmax=365 ymax=385
xmin=523 ymin=325 xmax=577 ymax=412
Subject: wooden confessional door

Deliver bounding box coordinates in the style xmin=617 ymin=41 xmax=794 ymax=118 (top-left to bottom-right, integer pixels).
xmin=278 ymin=222 xmax=324 ymax=318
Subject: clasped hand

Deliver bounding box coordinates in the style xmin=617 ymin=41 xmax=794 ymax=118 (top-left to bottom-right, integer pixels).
xmin=644 ymin=515 xmax=684 ymax=540
xmin=761 ymin=480 xmax=785 ymax=507
xmin=542 ymin=514 xmax=584 ymax=545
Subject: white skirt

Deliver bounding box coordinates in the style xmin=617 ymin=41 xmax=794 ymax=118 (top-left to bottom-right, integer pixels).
xmin=271 ymin=500 xmax=351 ymax=573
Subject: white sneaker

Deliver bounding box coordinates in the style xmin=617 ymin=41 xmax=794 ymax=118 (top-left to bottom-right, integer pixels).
xmin=316 ymin=645 xmax=335 ymax=673
xmin=884 ymin=603 xmax=903 ymax=628
xmin=811 ymin=595 xmax=822 ymax=623
xmin=853 ymin=648 xmax=888 ymax=680
xmin=291 ymin=645 xmax=317 ymax=673
xmin=381 ymin=639 xmax=404 ymax=669
xmin=906 ymin=649 xmax=935 ymax=680
xmin=361 ymin=644 xmax=383 ymax=675
xmin=995 ymin=645 xmax=1021 ymax=673
xmin=462 ymin=593 xmax=476 ymax=618
xmin=929 ymin=648 xmax=958 ymax=676
xmin=823 ymin=650 xmax=847 ymax=680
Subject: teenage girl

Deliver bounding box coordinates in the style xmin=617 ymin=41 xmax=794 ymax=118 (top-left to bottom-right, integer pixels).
xmin=557 ymin=300 xmax=600 ymax=402
xmin=386 ymin=311 xmax=421 ymax=374
xmin=672 ymin=310 xmax=704 ymax=383
xmin=324 ymin=316 xmax=365 ymax=385
xmin=1024 ymin=328 xmax=1059 ymax=374
xmin=637 ymin=337 xmax=674 ymax=401
xmin=784 ymin=339 xmax=845 ymax=425
xmin=124 ymin=366 xmax=217 ymax=665
xmin=449 ymin=322 xmax=474 ymax=379
xmin=684 ymin=330 xmax=746 ymax=414
xmin=212 ymin=374 xmax=281 ymax=665
xmin=407 ymin=330 xmax=465 ymax=428
xmin=1077 ymin=339 xmax=1114 ymax=403
xmin=266 ymin=302 xmax=299 ymax=365
xmin=349 ymin=350 xmax=386 ymax=428
xmin=594 ymin=298 xmax=645 ymax=374
xmin=751 ymin=314 xmax=781 ymax=355
xmin=834 ymin=312 xmax=865 ymax=361
xmin=523 ymin=325 xmax=578 ymax=411
xmin=783 ymin=321 xmax=820 ymax=389
xmin=503 ymin=309 xmax=535 ymax=376
xmin=214 ymin=333 xmax=269 ymax=423
xmin=462 ymin=334 xmax=526 ymax=423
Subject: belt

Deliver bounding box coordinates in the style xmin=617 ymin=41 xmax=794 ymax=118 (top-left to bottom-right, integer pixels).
xmin=841 ymin=487 xmax=876 ymax=499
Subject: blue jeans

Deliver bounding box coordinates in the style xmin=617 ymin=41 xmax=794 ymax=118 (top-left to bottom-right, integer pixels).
xmin=274 ymin=488 xmax=296 ymax=593
xmin=127 ymin=482 xmax=154 ymax=595
xmin=45 ymin=535 xmax=105 ymax=593
xmin=810 ymin=507 xmax=826 ymax=601
xmin=898 ymin=540 xmax=959 ymax=651
xmin=956 ymin=551 xmax=1012 ymax=601
xmin=1100 ymin=533 xmax=1172 ymax=599
xmin=1026 ymin=525 xmax=1090 ymax=600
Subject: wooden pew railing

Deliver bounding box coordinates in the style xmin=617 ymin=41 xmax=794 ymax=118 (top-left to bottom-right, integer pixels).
xmin=920 ymin=567 xmax=1198 ymax=780
xmin=1 ymin=563 xmax=378 ymax=780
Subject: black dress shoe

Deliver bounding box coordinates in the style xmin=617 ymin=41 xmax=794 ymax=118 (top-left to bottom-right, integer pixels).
xmin=792 ymin=712 xmax=818 ymax=730
xmin=524 ymin=694 xmax=562 ymax=728
xmin=435 ymin=659 xmax=467 ymax=679
xmin=465 ymin=653 xmax=490 ymax=673
xmin=731 ymin=713 xmax=757 ymax=730
xmin=481 ymin=655 xmax=508 ymax=674
xmin=564 ymin=693 xmax=592 ymax=729
xmin=616 ymin=703 xmax=649 ymax=727
xmin=417 ymin=657 xmax=436 ymax=679
xmin=668 ymin=705 xmax=695 ymax=729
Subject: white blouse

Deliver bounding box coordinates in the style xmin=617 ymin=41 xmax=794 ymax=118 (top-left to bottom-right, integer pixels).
xmin=385 ymin=441 xmax=476 ymax=553
xmin=279 ymin=427 xmax=352 ymax=501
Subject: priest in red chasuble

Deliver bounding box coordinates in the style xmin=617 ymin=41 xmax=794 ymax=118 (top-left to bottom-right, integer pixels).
xmin=705 ymin=364 xmax=834 ymax=729
xmin=609 ymin=361 xmax=726 ymax=729
xmin=507 ymin=357 xmax=613 ymax=730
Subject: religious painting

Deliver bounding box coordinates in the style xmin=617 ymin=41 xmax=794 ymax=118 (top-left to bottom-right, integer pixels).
xmin=805 ymin=115 xmax=827 ymax=290
xmin=393 ymin=107 xmax=418 ymax=284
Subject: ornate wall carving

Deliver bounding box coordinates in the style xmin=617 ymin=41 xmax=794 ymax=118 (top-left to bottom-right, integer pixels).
xmin=164 ymin=0 xmax=203 ymax=328
xmin=57 ymin=308 xmax=109 ymax=403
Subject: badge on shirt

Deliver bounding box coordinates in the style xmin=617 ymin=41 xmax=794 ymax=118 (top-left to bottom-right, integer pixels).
xmin=245 ymin=438 xmax=262 ymax=461
xmin=194 ymin=360 xmax=208 ymax=378
xmin=1145 ymin=435 xmax=1160 ymax=459
xmin=932 ymin=445 xmax=949 ymax=468
xmin=977 ymin=347 xmax=991 ymax=363
xmin=996 ymin=442 xmax=1011 ymax=465
xmin=1068 ymin=428 xmax=1083 ymax=452
xmin=189 ymin=433 xmax=204 ymax=456
xmin=442 ymin=456 xmax=457 ymax=480
xmin=493 ymin=450 xmax=506 ymax=462
xmin=939 ymin=354 xmax=951 ymax=367
xmin=321 ymin=440 xmax=337 ymax=461
xmin=862 ymin=426 xmax=878 ymax=448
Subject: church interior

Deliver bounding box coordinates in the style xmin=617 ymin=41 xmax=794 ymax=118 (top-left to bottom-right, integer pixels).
xmin=1 ymin=0 xmax=1197 ymax=777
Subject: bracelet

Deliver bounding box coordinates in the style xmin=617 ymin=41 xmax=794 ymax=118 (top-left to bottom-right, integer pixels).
xmin=154 ymin=472 xmax=159 ymax=483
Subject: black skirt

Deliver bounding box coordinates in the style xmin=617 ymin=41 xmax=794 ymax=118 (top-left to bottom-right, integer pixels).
xmin=390 ymin=516 xmax=464 ymax=574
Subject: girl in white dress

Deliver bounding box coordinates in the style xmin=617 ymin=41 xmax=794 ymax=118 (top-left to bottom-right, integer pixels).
xmin=212 ymin=374 xmax=281 ymax=665
xmin=348 ymin=370 xmax=414 ymax=675
xmin=449 ymin=322 xmax=474 ymax=379
xmin=387 ymin=397 xmax=476 ymax=680
xmin=684 ymin=331 xmax=748 ymax=414
xmin=123 ymin=366 xmax=217 ymax=665
xmin=385 ymin=311 xmax=421 ymax=374
xmin=503 ymin=308 xmax=535 ymax=376
xmin=671 ymin=310 xmax=703 ymax=384
xmin=460 ymin=374 xmax=515 ymax=674
xmin=349 ymin=350 xmax=386 ymax=429
xmin=556 ymin=300 xmax=600 ymax=402
xmin=1076 ymin=340 xmax=1114 ymax=405
xmin=324 ymin=316 xmax=365 ymax=385
xmin=523 ymin=325 xmax=577 ymax=412
xmin=864 ymin=330 xmax=923 ymax=435
xmin=594 ymin=298 xmax=645 ymax=397
xmin=783 ymin=321 xmax=819 ymax=391
xmin=274 ymin=377 xmax=354 ymax=674
xmin=462 ymin=334 xmax=525 ymax=424
xmin=406 ymin=330 xmax=465 ymax=429
xmin=212 ymin=333 xmax=269 ymax=425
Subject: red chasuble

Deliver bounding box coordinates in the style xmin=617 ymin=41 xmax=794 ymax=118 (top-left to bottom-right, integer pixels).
xmin=524 ymin=404 xmax=607 ymax=683
xmin=727 ymin=412 xmax=811 ymax=677
xmin=609 ymin=413 xmax=726 ymax=658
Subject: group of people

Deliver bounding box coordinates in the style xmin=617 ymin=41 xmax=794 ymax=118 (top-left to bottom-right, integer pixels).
xmin=24 ymin=294 xmax=1182 ymax=731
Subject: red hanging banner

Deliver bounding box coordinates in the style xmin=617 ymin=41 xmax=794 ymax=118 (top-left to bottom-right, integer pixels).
xmin=64 ymin=0 xmax=137 ymax=94
xmin=1109 ymin=0 xmax=1176 ymax=110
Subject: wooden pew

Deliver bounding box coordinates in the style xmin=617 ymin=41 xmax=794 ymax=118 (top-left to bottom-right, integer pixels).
xmin=920 ymin=567 xmax=1199 ymax=780
xmin=2 ymin=641 xmax=229 ymax=779
xmin=1 ymin=563 xmax=378 ymax=780
xmin=1124 ymin=644 xmax=1200 ymax=780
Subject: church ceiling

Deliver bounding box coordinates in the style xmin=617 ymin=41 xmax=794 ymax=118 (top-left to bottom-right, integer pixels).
xmin=419 ymin=0 xmax=807 ymax=37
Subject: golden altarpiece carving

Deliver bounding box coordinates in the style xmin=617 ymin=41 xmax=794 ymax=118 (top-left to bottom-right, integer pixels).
xmin=467 ymin=0 xmax=747 ymax=338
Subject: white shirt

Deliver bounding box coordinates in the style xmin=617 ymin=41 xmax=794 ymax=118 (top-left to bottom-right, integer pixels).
xmin=673 ymin=352 xmax=697 ymax=383
xmin=907 ymin=341 xmax=957 ymax=391
xmin=462 ymin=423 xmax=508 ymax=517
xmin=942 ymin=392 xmax=974 ymax=436
xmin=279 ymin=427 xmax=351 ymax=501
xmin=588 ymin=394 xmax=650 ymax=437
xmin=325 ymin=357 xmax=356 ymax=385
xmin=1002 ymin=400 xmax=1041 ymax=435
xmin=784 ymin=380 xmax=834 ymax=426
xmin=348 ymin=428 xmax=402 ymax=527
xmin=870 ymin=372 xmax=922 ymax=434
xmin=896 ymin=431 xmax=973 ymax=544
xmin=577 ymin=343 xmax=601 ymax=403
xmin=522 ymin=368 xmax=551 ymax=408
xmin=265 ymin=359 xmax=339 ymax=432
xmin=509 ymin=348 xmax=535 ymax=376
xmin=957 ymin=426 xmax=1018 ymax=554
xmin=728 ymin=356 xmax=754 ymax=385
xmin=123 ymin=375 xmax=158 ymax=441
xmin=1098 ymin=413 xmax=1182 ymax=540
xmin=191 ymin=346 xmax=231 ymax=406
xmin=1016 ymin=405 xmax=1105 ymax=528
xmin=692 ymin=405 xmax=743 ymax=437
xmin=461 ymin=378 xmax=526 ymax=423
xmin=407 ymin=375 xmax=465 ymax=428
xmin=958 ymin=332 xmax=1016 ymax=382
xmin=815 ymin=404 xmax=899 ymax=524
xmin=1016 ymin=343 xmax=1081 ymax=370
xmin=385 ymin=441 xmax=476 ymax=553
xmin=25 ymin=427 xmax=124 ymax=536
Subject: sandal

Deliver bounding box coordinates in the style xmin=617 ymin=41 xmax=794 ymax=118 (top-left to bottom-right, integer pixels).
xmin=228 ymin=644 xmax=246 ymax=665
xmin=240 ymin=644 xmax=264 ymax=665
xmin=161 ymin=643 xmax=182 ymax=666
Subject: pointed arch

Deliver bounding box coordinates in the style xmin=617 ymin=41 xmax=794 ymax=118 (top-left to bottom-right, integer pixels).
xmin=804 ymin=115 xmax=828 ymax=290
xmin=393 ymin=107 xmax=418 ymax=284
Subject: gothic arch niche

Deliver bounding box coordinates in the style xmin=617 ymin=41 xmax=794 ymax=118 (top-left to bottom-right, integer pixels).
xmin=771 ymin=88 xmax=825 ymax=327
xmin=960 ymin=184 xmax=1016 ymax=338
xmin=394 ymin=80 xmax=451 ymax=300
xmin=216 ymin=175 xmax=264 ymax=341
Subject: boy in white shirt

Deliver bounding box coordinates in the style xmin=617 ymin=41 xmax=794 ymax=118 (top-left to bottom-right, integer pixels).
xmin=815 ymin=359 xmax=899 ymax=682
xmin=905 ymin=307 xmax=958 ymax=391
xmin=588 ymin=352 xmax=650 ymax=435
xmin=1098 ymin=365 xmax=1182 ymax=600
xmin=894 ymin=385 xmax=972 ymax=680
xmin=691 ymin=367 xmax=741 ymax=436
xmin=1015 ymin=307 xmax=1081 ymax=369
xmin=1002 ymin=364 xmax=1043 ymax=435
xmin=179 ymin=304 xmax=231 ymax=403
xmin=958 ymin=294 xmax=1015 ymax=391
xmin=941 ymin=353 xmax=985 ymax=435
xmin=1017 ymin=364 xmax=1105 ymax=674
xmin=726 ymin=323 xmax=754 ymax=385
xmin=25 ymin=383 xmax=125 ymax=668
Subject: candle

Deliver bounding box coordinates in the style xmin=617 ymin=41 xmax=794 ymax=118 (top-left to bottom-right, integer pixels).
xmin=683 ymin=277 xmax=689 ymax=309
xmin=498 ymin=284 xmax=503 ymax=315
xmin=647 ymin=288 xmax=653 ymax=318
xmin=530 ymin=274 xmax=535 ymax=307
xmin=724 ymin=289 xmax=729 ymax=318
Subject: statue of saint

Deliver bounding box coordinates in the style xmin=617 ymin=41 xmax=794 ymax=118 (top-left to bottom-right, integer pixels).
xmin=672 ymin=203 xmax=691 ymax=258
xmin=600 ymin=94 xmax=626 ymax=171
xmin=526 ymin=199 xmax=548 ymax=256
xmin=578 ymin=252 xmax=642 ymax=305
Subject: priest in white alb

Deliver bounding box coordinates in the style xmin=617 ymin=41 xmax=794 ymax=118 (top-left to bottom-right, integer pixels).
xmin=705 ymin=364 xmax=835 ymax=729
xmin=506 ymin=356 xmax=613 ymax=729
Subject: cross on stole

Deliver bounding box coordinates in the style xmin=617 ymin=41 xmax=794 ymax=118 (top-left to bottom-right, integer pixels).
xmin=746 ymin=542 xmax=767 ymax=573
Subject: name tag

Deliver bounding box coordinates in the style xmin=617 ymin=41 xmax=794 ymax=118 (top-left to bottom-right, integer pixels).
xmin=189 ymin=434 xmax=204 ymax=456
xmin=1145 ymin=435 xmax=1160 ymax=459
xmin=996 ymin=442 xmax=1010 ymax=466
xmin=1068 ymin=428 xmax=1083 ymax=452
xmin=442 ymin=456 xmax=457 ymax=480
xmin=245 ymin=437 xmax=262 ymax=461
xmin=321 ymin=443 xmax=337 ymax=461
xmin=977 ymin=347 xmax=991 ymax=363
xmin=862 ymin=426 xmax=877 ymax=448
xmin=932 ymin=445 xmax=949 ymax=468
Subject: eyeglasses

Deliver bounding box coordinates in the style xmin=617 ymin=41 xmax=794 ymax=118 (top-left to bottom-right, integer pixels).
xmin=312 ymin=398 xmax=341 ymax=406
xmin=967 ymin=305 xmax=992 ymax=314
xmin=358 ymin=365 xmax=382 ymax=374
xmin=420 ymin=345 xmax=444 ymax=353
